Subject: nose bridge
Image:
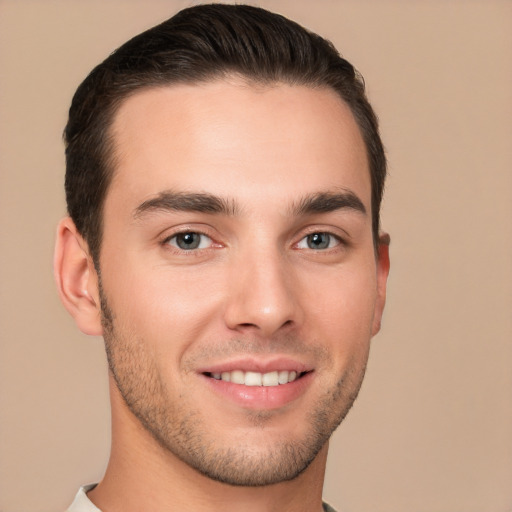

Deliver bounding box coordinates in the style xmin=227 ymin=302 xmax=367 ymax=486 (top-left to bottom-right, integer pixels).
xmin=224 ymin=242 xmax=301 ymax=336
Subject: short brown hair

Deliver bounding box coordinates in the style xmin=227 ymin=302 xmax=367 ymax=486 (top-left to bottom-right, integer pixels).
xmin=64 ymin=3 xmax=386 ymax=264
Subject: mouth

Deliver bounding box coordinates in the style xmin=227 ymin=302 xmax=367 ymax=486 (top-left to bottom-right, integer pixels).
xmin=198 ymin=358 xmax=314 ymax=409
xmin=203 ymin=369 xmax=310 ymax=387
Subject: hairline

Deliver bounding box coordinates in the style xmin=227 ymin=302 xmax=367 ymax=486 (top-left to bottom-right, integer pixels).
xmin=91 ymin=75 xmax=379 ymax=268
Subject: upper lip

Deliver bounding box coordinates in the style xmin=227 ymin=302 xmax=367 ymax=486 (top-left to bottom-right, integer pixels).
xmin=197 ymin=357 xmax=313 ymax=375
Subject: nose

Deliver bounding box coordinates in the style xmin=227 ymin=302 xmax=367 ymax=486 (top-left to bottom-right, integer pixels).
xmin=223 ymin=248 xmax=302 ymax=338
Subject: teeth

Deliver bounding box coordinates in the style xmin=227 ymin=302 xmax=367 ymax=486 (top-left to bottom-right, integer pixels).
xmin=262 ymin=371 xmax=279 ymax=387
xmin=210 ymin=370 xmax=301 ymax=386
xmin=244 ymin=371 xmax=262 ymax=386
xmin=231 ymin=370 xmax=245 ymax=384
xmin=278 ymin=370 xmax=289 ymax=384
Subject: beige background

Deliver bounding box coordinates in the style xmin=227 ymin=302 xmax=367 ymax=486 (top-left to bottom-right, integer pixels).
xmin=1 ymin=1 xmax=511 ymax=511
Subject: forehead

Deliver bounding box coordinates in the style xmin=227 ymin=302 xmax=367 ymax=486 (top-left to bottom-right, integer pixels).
xmin=107 ymin=80 xmax=370 ymax=212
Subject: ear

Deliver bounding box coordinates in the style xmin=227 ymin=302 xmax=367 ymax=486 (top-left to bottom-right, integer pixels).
xmin=54 ymin=217 xmax=103 ymax=336
xmin=371 ymin=232 xmax=390 ymax=336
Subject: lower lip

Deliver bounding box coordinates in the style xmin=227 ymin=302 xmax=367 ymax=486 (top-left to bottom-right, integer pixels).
xmin=201 ymin=372 xmax=314 ymax=410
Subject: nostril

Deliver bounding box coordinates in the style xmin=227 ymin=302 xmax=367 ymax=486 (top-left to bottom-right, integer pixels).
xmin=235 ymin=319 xmax=294 ymax=333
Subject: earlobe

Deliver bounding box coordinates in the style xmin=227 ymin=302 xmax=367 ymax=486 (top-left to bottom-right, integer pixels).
xmin=54 ymin=217 xmax=103 ymax=336
xmin=371 ymin=232 xmax=390 ymax=336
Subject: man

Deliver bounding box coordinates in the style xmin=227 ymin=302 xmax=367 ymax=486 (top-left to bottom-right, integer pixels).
xmin=54 ymin=4 xmax=389 ymax=511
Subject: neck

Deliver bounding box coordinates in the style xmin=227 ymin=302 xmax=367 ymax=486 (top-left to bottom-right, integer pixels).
xmin=88 ymin=379 xmax=328 ymax=512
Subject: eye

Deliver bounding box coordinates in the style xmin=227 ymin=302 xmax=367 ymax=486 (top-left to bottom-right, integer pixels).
xmin=166 ymin=232 xmax=213 ymax=251
xmin=296 ymin=232 xmax=340 ymax=250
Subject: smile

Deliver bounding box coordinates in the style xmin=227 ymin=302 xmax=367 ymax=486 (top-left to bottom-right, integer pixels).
xmin=205 ymin=370 xmax=304 ymax=387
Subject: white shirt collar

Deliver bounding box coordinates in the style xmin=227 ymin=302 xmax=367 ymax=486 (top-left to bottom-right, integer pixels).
xmin=66 ymin=484 xmax=101 ymax=512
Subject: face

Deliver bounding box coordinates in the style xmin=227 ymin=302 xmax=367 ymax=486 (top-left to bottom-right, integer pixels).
xmin=97 ymin=79 xmax=388 ymax=485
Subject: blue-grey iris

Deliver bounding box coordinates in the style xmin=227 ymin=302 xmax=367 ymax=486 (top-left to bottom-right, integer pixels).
xmin=307 ymin=233 xmax=331 ymax=249
xmin=176 ymin=232 xmax=202 ymax=250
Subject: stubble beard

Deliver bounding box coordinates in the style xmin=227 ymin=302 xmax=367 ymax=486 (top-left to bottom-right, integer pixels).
xmin=99 ymin=286 xmax=368 ymax=487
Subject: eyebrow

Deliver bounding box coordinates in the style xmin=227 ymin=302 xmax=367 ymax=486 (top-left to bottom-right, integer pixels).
xmin=134 ymin=191 xmax=239 ymax=219
xmin=290 ymin=190 xmax=367 ymax=217
xmin=133 ymin=189 xmax=366 ymax=220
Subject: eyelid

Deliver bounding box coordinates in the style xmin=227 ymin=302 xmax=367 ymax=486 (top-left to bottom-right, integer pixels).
xmin=294 ymin=224 xmax=349 ymax=245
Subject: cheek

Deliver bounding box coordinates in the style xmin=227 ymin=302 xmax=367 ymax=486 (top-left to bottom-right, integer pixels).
xmin=102 ymin=259 xmax=227 ymax=351
xmin=303 ymin=268 xmax=375 ymax=403
xmin=304 ymin=264 xmax=378 ymax=351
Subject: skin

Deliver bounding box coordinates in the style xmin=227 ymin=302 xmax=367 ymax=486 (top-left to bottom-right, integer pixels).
xmin=55 ymin=79 xmax=389 ymax=512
